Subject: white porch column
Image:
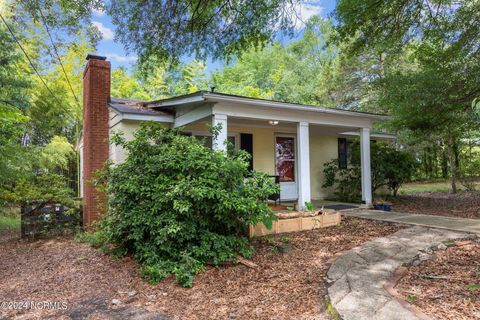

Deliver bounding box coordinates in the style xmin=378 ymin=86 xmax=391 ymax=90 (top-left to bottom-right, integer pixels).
xmin=212 ymin=113 xmax=228 ymax=151
xmin=297 ymin=121 xmax=311 ymax=211
xmin=360 ymin=127 xmax=372 ymax=205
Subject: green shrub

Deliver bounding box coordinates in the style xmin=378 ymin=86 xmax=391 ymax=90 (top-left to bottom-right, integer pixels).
xmin=75 ymin=230 xmax=108 ymax=249
xmin=323 ymin=141 xmax=416 ymax=199
xmin=323 ymin=158 xmax=362 ymax=202
xmin=99 ymin=123 xmax=278 ymax=287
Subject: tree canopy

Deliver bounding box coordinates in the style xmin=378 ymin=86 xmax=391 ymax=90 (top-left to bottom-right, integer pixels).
xmin=106 ymin=0 xmax=303 ymax=66
xmin=334 ymin=0 xmax=480 ymax=191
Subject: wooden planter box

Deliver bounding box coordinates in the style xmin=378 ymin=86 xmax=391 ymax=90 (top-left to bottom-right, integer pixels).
xmin=249 ymin=211 xmax=341 ymax=237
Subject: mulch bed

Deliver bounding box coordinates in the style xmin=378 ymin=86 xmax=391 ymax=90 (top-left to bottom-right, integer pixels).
xmin=396 ymin=240 xmax=480 ymax=320
xmin=0 ymin=217 xmax=403 ymax=320
xmin=0 ymin=227 xmax=20 ymax=243
xmin=391 ymin=191 xmax=480 ymax=219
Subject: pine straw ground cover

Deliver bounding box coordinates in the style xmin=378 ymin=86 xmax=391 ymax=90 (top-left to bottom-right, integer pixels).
xmin=0 ymin=217 xmax=403 ymax=320
xmin=391 ymin=191 xmax=480 ymax=219
xmin=396 ymin=239 xmax=480 ymax=320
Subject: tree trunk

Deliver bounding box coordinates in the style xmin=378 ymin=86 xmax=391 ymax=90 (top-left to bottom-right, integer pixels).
xmin=453 ymin=139 xmax=460 ymax=175
xmin=447 ymin=134 xmax=457 ymax=194
xmin=378 ymin=52 xmax=386 ymax=78
xmin=441 ymin=143 xmax=448 ymax=179
xmin=432 ymin=145 xmax=438 ymax=178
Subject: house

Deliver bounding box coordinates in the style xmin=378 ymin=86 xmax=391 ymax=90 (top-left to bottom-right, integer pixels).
xmin=79 ymin=54 xmax=393 ymax=226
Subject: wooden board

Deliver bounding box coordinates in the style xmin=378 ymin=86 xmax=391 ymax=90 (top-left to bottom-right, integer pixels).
xmin=249 ymin=212 xmax=341 ymax=237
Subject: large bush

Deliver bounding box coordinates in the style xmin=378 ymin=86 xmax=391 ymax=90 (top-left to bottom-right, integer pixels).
xmin=323 ymin=141 xmax=416 ymax=200
xmin=99 ymin=123 xmax=277 ymax=287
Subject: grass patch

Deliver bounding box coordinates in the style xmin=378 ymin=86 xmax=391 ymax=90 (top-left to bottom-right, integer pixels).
xmin=0 ymin=214 xmax=20 ymax=233
xmin=466 ymin=284 xmax=480 ymax=292
xmin=398 ymin=181 xmax=480 ymax=195
xmin=74 ymin=230 xmax=108 ymax=249
xmin=324 ymin=296 xmax=341 ymax=320
xmin=406 ymin=294 xmax=417 ymax=303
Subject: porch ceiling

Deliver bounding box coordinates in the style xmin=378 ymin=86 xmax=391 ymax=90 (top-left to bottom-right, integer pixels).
xmin=190 ymin=116 xmax=362 ymax=136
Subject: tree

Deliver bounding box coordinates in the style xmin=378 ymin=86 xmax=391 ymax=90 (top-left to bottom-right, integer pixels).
xmin=27 ymin=36 xmax=93 ymax=145
xmin=376 ymin=41 xmax=480 ymax=192
xmin=111 ymin=68 xmax=152 ymax=101
xmin=106 ymin=0 xmax=304 ymax=66
xmin=334 ymin=0 xmax=480 ymax=192
xmin=111 ymin=60 xmax=209 ymax=100
xmin=0 ymin=18 xmax=32 ymax=186
xmin=1 ymin=5 xmax=95 ymax=203
xmin=213 ymin=17 xmax=339 ymax=105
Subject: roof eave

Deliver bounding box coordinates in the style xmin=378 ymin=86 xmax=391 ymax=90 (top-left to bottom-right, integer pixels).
xmin=203 ymin=92 xmax=389 ymax=121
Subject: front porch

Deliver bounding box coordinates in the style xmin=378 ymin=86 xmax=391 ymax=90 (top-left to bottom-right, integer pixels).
xmin=182 ymin=115 xmax=374 ymax=210
xmin=146 ymin=91 xmax=388 ymax=210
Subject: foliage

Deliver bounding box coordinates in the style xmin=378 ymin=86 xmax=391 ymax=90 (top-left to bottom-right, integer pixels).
xmin=39 ymin=136 xmax=75 ymax=171
xmin=0 ymin=8 xmax=89 ymax=206
xmin=0 ymin=134 xmax=75 ymax=209
xmin=334 ymin=0 xmax=480 ymax=56
xmin=466 ymin=284 xmax=480 ymax=292
xmin=112 ymin=60 xmax=209 ymax=100
xmin=323 ymin=141 xmax=416 ymax=200
xmin=0 ymin=21 xmax=32 ymax=185
xmin=8 ymin=0 xmax=102 ymax=45
xmin=111 ymin=68 xmax=152 ymax=101
xmin=304 ymin=201 xmax=314 ymax=212
xmin=28 ymin=36 xmax=93 ymax=145
xmin=382 ymin=147 xmax=417 ymax=196
xmin=106 ymin=0 xmax=302 ymax=65
xmin=75 ymin=230 xmax=109 ymax=249
xmin=323 ymin=159 xmax=361 ymax=202
xmin=334 ymin=0 xmax=480 ymax=193
xmin=0 ymin=213 xmax=20 ymax=233
xmin=1 ymin=173 xmax=74 ymax=207
xmin=99 ymin=123 xmax=278 ymax=287
xmin=213 ymin=17 xmax=338 ymax=106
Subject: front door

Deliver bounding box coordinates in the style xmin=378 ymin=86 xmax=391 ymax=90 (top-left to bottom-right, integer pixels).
xmin=275 ymin=136 xmax=298 ymax=201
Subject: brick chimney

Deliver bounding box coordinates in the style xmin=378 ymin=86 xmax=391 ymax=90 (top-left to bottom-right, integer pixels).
xmin=82 ymin=54 xmax=111 ymax=226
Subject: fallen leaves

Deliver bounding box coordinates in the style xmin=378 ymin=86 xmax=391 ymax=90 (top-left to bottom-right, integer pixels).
xmin=397 ymin=240 xmax=480 ymax=320
xmin=0 ymin=218 xmax=403 ymax=319
xmin=392 ymin=191 xmax=480 ymax=219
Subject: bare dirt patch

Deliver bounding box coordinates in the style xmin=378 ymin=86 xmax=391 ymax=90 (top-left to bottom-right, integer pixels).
xmin=0 ymin=218 xmax=402 ymax=320
xmin=396 ymin=240 xmax=480 ymax=320
xmin=391 ymin=191 xmax=480 ymax=219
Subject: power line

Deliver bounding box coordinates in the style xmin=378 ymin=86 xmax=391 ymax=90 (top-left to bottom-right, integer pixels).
xmin=38 ymin=7 xmax=81 ymax=108
xmin=0 ymin=12 xmax=66 ymax=109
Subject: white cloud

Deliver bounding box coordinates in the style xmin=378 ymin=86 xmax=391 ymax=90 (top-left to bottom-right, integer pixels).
xmin=104 ymin=53 xmax=138 ymax=63
xmin=294 ymin=1 xmax=324 ymax=29
xmin=92 ymin=21 xmax=114 ymax=40
xmin=92 ymin=8 xmax=105 ymax=16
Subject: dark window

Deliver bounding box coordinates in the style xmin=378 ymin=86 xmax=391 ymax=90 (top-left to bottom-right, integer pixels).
xmin=346 ymin=140 xmax=354 ymax=166
xmin=240 ymin=133 xmax=253 ymax=171
xmin=338 ymin=138 xmax=347 ymax=169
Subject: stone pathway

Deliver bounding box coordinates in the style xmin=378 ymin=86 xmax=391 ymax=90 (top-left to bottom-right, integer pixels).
xmin=326 ymin=226 xmax=472 ymax=320
xmin=342 ymin=209 xmax=480 ymax=235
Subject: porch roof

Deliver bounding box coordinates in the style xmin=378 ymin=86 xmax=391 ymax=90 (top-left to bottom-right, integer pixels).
xmin=145 ymin=91 xmax=389 ymax=121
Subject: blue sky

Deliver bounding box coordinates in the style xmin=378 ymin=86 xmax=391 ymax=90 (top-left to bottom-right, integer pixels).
xmin=91 ymin=0 xmax=336 ymax=73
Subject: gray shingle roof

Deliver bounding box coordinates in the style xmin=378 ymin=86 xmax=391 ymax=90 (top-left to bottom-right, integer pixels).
xmin=109 ymin=97 xmax=173 ymax=116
